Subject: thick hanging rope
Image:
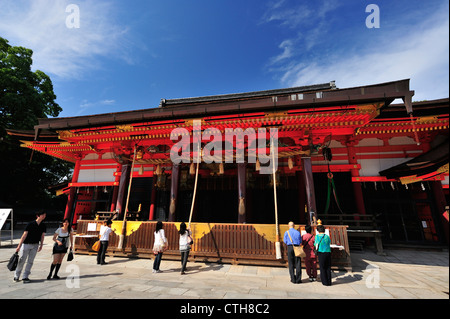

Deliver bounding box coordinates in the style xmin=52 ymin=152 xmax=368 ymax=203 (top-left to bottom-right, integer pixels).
xmin=188 ymin=143 xmax=201 ymax=228
xmin=271 ymin=139 xmax=282 ymax=259
xmin=118 ymin=144 xmax=137 ymax=249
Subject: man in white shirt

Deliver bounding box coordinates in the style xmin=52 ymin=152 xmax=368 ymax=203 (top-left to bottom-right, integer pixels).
xmin=97 ymin=219 xmax=113 ymax=265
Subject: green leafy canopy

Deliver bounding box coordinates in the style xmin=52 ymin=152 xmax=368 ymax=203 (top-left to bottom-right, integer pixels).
xmin=1 ymin=36 xmax=72 ymax=212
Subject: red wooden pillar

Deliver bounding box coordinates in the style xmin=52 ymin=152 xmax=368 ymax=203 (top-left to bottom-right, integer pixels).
xmin=346 ymin=140 xmax=367 ymax=217
xmin=301 ymin=157 xmax=317 ymax=225
xmin=64 ymin=155 xmax=82 ymax=222
xmin=148 ymin=177 xmax=157 ymax=220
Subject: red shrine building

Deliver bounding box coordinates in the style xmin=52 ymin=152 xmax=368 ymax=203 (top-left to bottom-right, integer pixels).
xmin=8 ymin=79 xmax=449 ymax=266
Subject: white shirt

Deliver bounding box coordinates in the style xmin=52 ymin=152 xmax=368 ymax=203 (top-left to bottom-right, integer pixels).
xmin=100 ymin=225 xmax=113 ymax=241
xmin=54 ymin=227 xmax=71 ymax=248
xmin=179 ymin=230 xmax=191 ymax=247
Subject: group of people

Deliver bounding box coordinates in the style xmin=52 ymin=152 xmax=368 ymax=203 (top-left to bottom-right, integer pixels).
xmin=283 ymin=221 xmax=332 ymax=286
xmin=13 ymin=211 xmax=331 ymax=286
xmin=151 ymin=221 xmax=192 ymax=275
xmin=13 ymin=211 xmax=74 ymax=283
xmin=96 ymin=219 xmax=192 ymax=274
xmin=12 ymin=212 xmax=193 ymax=282
xmin=91 ymin=218 xmax=192 ymax=275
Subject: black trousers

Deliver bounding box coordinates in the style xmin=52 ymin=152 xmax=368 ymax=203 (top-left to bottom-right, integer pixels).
xmin=97 ymin=241 xmax=108 ymax=264
xmin=180 ymin=250 xmax=190 ymax=273
xmin=287 ymin=245 xmax=302 ymax=283
xmin=317 ymin=251 xmax=332 ymax=286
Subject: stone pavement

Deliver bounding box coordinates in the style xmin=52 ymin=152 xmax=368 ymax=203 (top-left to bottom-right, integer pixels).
xmin=0 ymin=231 xmax=448 ymax=301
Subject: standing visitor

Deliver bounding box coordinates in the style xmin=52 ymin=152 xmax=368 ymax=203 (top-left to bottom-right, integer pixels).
xmin=47 ymin=218 xmax=73 ymax=279
xmin=14 ymin=210 xmax=47 ymax=283
xmin=283 ymin=221 xmax=302 ymax=284
xmin=302 ymin=225 xmax=317 ymax=282
xmin=179 ymin=222 xmax=192 ymax=275
xmin=315 ymin=225 xmax=332 ymax=286
xmin=97 ymin=219 xmax=113 ymax=265
xmin=152 ymin=221 xmax=167 ymax=273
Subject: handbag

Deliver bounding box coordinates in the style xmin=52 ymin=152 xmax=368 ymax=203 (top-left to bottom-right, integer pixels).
xmin=159 ymin=236 xmax=166 ymax=249
xmin=7 ymin=252 xmax=19 ymax=271
xmin=67 ymin=249 xmax=74 ymax=261
xmin=287 ymin=230 xmax=306 ymax=258
xmin=92 ymin=240 xmax=101 ymax=252
xmin=314 ymin=235 xmax=325 ymax=255
xmin=187 ymin=234 xmax=193 ymax=246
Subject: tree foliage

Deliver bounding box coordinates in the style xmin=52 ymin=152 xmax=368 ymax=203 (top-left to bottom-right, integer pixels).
xmin=0 ymin=37 xmax=72 ymax=211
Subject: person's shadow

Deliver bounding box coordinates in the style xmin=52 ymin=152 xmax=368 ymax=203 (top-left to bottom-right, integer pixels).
xmin=332 ymin=272 xmax=363 ymax=285
xmin=22 ymin=272 xmax=124 ymax=284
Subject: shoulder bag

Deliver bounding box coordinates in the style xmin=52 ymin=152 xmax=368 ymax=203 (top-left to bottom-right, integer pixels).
xmin=187 ymin=230 xmax=193 ymax=245
xmin=92 ymin=240 xmax=101 ymax=252
xmin=287 ymin=230 xmax=306 ymax=258
xmin=314 ymin=235 xmax=325 ymax=255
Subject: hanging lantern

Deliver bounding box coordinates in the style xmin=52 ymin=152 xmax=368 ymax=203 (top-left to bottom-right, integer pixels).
xmin=139 ymin=165 xmax=144 ymax=175
xmin=255 ymin=158 xmax=260 ymax=171
xmin=190 ymin=162 xmax=195 ymax=175
xmin=136 ymin=146 xmax=145 ymax=160
xmin=219 ymin=162 xmax=224 ymax=175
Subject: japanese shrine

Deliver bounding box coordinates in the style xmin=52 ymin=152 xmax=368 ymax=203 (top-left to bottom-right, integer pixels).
xmin=8 ymin=79 xmax=449 ymax=269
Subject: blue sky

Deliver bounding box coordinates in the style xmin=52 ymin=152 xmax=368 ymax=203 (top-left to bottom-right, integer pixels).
xmin=1 ymin=0 xmax=448 ymax=118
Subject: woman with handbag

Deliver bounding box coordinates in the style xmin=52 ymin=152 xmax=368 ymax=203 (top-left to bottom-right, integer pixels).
xmin=47 ymin=218 xmax=73 ymax=280
xmin=315 ymin=225 xmax=332 ymax=286
xmin=152 ymin=221 xmax=167 ymax=273
xmin=302 ymin=225 xmax=317 ymax=282
xmin=179 ymin=222 xmax=192 ymax=275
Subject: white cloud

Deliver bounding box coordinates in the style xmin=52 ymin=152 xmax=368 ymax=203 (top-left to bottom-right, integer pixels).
xmin=269 ymin=39 xmax=294 ymax=65
xmin=77 ymin=99 xmax=116 ymax=116
xmin=264 ymin=1 xmax=449 ymax=101
xmin=287 ymin=15 xmax=449 ymax=101
xmin=0 ymin=0 xmax=133 ymax=79
xmin=260 ymin=1 xmax=312 ymax=29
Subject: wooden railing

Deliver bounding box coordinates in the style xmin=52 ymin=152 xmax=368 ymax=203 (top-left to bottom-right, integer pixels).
xmin=74 ymin=220 xmax=352 ymax=270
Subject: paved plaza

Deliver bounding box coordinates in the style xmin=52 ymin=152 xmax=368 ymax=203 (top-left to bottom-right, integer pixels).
xmin=1 ymin=231 xmax=448 ymax=302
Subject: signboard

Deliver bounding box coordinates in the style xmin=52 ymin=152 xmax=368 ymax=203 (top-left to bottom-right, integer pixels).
xmin=0 ymin=209 xmax=12 ymax=230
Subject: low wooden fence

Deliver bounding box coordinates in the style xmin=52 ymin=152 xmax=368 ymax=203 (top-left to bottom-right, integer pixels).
xmin=74 ymin=220 xmax=351 ymax=270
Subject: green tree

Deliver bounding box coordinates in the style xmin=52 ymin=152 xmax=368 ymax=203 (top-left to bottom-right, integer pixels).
xmin=0 ymin=37 xmax=72 ymax=214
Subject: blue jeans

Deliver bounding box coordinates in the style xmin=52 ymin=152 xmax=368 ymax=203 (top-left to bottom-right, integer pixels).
xmin=153 ymin=253 xmax=163 ymax=270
